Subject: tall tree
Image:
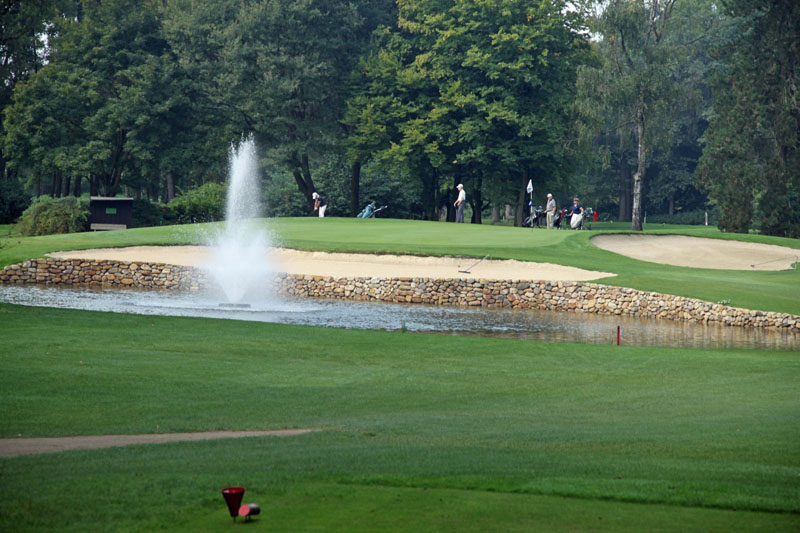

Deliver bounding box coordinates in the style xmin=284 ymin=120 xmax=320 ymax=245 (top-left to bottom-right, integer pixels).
xmin=698 ymin=0 xmax=800 ymax=237
xmin=4 ymin=0 xmax=219 ymax=198
xmin=0 ymin=1 xmax=72 ymax=181
xmin=347 ymin=0 xmax=590 ymax=223
xmin=579 ymin=0 xmax=683 ymax=231
xmin=164 ymin=0 xmax=364 ymax=208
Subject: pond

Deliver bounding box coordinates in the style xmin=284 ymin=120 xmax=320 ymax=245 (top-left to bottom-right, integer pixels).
xmin=0 ymin=285 xmax=797 ymax=351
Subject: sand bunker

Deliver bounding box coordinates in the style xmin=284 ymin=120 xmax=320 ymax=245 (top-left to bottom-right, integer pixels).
xmin=592 ymin=234 xmax=799 ymax=270
xmin=0 ymin=429 xmax=320 ymax=458
xmin=47 ymin=246 xmax=614 ymax=281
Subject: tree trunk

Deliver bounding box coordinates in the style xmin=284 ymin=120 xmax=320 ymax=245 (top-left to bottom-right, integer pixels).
xmin=166 ymin=171 xmax=175 ymax=202
xmin=349 ymin=158 xmax=360 ymax=217
xmin=618 ymin=136 xmax=631 ymax=221
xmin=447 ymin=174 xmax=459 ymax=222
xmin=514 ymin=168 xmax=529 ymax=227
xmin=631 ymin=107 xmax=646 ymax=231
xmin=504 ymin=204 xmax=512 ymax=220
xmin=421 ymin=169 xmax=437 ymax=221
xmin=73 ymin=176 xmax=82 ymax=197
xmin=632 ymin=173 xmax=643 ymax=231
xmin=291 ymin=152 xmax=317 ymax=209
xmin=668 ymin=195 xmax=674 ymax=216
xmin=52 ymin=173 xmax=62 ymax=198
xmin=470 ymin=176 xmax=482 ymax=224
xmin=62 ymin=175 xmax=71 ymax=197
xmin=491 ymin=205 xmax=500 ymax=224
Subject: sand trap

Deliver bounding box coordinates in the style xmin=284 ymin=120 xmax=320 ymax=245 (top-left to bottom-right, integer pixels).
xmin=0 ymin=429 xmax=320 ymax=458
xmin=592 ymin=234 xmax=799 ymax=270
xmin=47 ymin=246 xmax=614 ymax=281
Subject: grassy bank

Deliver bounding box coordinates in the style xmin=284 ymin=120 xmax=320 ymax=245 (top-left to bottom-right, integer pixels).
xmin=1 ymin=218 xmax=799 ymax=313
xmin=1 ymin=303 xmax=798 ymax=530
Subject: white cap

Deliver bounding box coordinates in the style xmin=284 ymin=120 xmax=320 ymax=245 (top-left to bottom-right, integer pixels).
xmin=457 ymin=183 xmax=463 ymax=189
xmin=312 ymin=192 xmax=319 ymax=199
xmin=547 ymin=193 xmax=552 ymax=197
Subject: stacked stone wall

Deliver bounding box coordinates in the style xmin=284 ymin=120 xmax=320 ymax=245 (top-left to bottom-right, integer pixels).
xmin=2 ymin=258 xmax=799 ymax=330
xmin=0 ymin=258 xmax=210 ymax=291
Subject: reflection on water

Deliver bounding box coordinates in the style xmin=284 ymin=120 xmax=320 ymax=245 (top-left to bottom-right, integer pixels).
xmin=0 ymin=285 xmax=797 ymax=351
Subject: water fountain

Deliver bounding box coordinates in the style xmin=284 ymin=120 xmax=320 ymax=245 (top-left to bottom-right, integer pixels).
xmin=206 ymin=136 xmax=272 ymax=305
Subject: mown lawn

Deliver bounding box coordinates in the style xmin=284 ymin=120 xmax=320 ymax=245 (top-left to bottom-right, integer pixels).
xmin=1 ymin=303 xmax=798 ymax=531
xmin=2 ymin=217 xmax=799 ymax=313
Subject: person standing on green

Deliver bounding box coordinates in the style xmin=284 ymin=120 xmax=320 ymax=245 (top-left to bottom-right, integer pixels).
xmin=454 ymin=184 xmax=465 ymax=223
xmin=546 ymin=193 xmax=556 ymax=229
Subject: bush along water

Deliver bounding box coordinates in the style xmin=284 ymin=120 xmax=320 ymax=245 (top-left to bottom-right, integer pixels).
xmin=131 ymin=199 xmax=177 ymax=228
xmin=169 ymin=182 xmax=226 ymax=223
xmin=17 ymin=196 xmax=89 ymax=236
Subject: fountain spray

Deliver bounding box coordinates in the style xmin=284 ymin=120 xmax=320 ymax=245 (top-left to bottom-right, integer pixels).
xmin=206 ymin=136 xmax=272 ymax=304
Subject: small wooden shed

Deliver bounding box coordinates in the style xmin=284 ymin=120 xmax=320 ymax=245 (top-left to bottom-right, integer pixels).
xmin=89 ymin=197 xmax=134 ymax=230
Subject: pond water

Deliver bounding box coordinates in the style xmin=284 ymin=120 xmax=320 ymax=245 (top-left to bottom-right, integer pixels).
xmin=1 ymin=285 xmax=797 ymax=351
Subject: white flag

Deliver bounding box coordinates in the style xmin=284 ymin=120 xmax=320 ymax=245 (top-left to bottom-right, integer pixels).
xmin=526 ymin=179 xmax=533 ymax=194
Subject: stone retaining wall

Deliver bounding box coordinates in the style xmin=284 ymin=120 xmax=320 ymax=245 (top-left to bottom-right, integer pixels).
xmin=0 ymin=258 xmax=210 ymax=291
xmin=2 ymin=258 xmax=799 ymax=330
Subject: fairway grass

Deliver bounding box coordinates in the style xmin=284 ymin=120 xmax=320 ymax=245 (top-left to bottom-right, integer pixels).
xmin=1 ymin=218 xmax=799 ymax=314
xmin=1 ymin=303 xmax=798 ymax=530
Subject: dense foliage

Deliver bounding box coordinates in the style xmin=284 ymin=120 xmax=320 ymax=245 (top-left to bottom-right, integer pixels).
xmin=168 ymin=182 xmax=227 ymax=223
xmin=697 ymin=0 xmax=800 ymax=237
xmin=0 ymin=0 xmax=797 ymax=234
xmin=17 ymin=196 xmax=89 ymax=236
xmin=0 ymin=177 xmax=30 ymax=223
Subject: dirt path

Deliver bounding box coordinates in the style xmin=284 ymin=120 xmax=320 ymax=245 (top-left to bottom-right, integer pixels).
xmin=0 ymin=429 xmax=321 ymax=458
xmin=47 ymin=246 xmax=615 ymax=281
xmin=591 ymin=234 xmax=799 ymax=271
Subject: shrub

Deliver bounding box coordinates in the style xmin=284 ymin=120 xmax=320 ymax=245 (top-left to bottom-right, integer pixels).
xmin=170 ymin=182 xmax=226 ymax=223
xmin=132 ymin=199 xmax=177 ymax=228
xmin=646 ymin=209 xmax=716 ymax=226
xmin=17 ymin=196 xmax=89 ymax=236
xmin=0 ymin=178 xmax=32 ymax=224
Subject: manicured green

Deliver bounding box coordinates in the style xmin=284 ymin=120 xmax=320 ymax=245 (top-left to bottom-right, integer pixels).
xmin=2 ymin=218 xmax=799 ymax=314
xmin=1 ymin=304 xmax=798 ymax=531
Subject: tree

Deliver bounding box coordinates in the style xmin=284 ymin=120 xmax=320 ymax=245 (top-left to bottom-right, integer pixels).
xmin=0 ymin=1 xmax=72 ymax=180
xmin=698 ymin=0 xmax=800 ymax=237
xmin=164 ymin=0 xmax=364 ymax=208
xmin=579 ymin=0 xmax=684 ymax=231
xmin=347 ymin=0 xmax=591 ymax=223
xmin=4 ymin=0 xmax=221 ymax=199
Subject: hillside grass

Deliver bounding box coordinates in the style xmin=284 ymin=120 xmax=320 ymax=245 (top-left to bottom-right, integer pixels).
xmin=1 ymin=218 xmax=800 ymax=314
xmin=1 ymin=303 xmax=798 ymax=531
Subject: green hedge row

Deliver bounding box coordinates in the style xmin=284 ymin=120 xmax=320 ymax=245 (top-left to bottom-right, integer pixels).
xmin=17 ymin=196 xmax=89 ymax=236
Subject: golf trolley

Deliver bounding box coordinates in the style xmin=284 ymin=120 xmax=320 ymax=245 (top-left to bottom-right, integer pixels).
xmin=356 ymin=202 xmax=388 ymax=218
xmin=523 ymin=204 xmax=546 ymax=228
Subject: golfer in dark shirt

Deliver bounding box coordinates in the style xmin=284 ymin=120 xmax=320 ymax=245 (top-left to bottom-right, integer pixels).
xmin=312 ymin=192 xmax=327 ymax=218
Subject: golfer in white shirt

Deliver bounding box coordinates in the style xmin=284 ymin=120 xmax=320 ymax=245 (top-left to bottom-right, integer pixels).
xmin=454 ymin=184 xmax=466 ymax=223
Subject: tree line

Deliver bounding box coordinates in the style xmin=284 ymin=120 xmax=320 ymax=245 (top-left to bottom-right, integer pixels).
xmin=1 ymin=0 xmax=798 ymax=236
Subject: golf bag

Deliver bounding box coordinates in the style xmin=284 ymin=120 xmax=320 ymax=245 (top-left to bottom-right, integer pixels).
xmin=553 ymin=208 xmax=569 ymax=229
xmin=356 ymin=202 xmax=375 ymax=218
xmin=356 ymin=202 xmax=388 ymax=218
xmin=523 ymin=204 xmax=546 ymax=228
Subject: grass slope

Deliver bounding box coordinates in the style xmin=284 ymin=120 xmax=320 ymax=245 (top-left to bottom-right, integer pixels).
xmin=1 ymin=218 xmax=799 ymax=314
xmin=1 ymin=304 xmax=798 ymax=530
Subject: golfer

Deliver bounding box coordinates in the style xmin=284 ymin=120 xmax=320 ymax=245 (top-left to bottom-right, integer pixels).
xmin=454 ymin=183 xmax=465 ymax=223
xmin=546 ymin=193 xmax=556 ymax=229
xmin=570 ymin=197 xmax=584 ymax=229
xmin=312 ymin=192 xmax=327 ymax=218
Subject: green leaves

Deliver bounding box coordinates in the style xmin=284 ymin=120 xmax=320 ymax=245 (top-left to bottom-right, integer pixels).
xmin=347 ymin=0 xmax=591 ymax=220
